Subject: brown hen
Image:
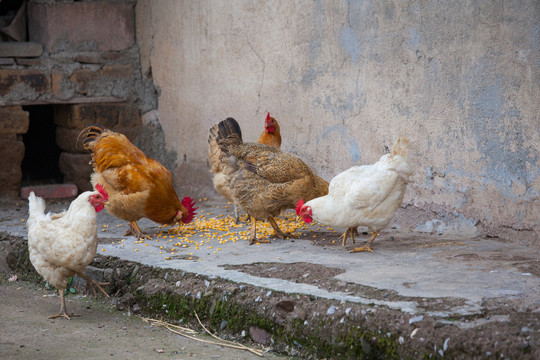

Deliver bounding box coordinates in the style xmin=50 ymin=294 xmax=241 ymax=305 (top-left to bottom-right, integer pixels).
xmin=212 ymin=117 xmax=328 ymax=244
xmin=208 ymin=113 xmax=281 ymax=223
xmin=79 ymin=125 xmax=197 ymax=240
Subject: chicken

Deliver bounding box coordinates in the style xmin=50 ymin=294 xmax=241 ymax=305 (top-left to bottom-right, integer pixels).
xmin=79 ymin=125 xmax=197 ymax=240
xmin=208 ymin=113 xmax=281 ymax=223
xmin=296 ymin=136 xmax=412 ymax=252
xmin=257 ymin=112 xmax=282 ymax=149
xmin=27 ymin=185 xmax=109 ymax=319
xmin=212 ymin=117 xmax=329 ymax=244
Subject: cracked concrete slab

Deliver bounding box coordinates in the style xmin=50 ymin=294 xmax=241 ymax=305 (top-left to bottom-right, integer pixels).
xmin=2 ymin=197 xmax=539 ymax=320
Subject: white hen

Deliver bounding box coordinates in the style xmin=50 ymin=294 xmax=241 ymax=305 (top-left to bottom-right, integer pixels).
xmin=296 ymin=137 xmax=412 ymax=252
xmin=27 ymin=185 xmax=108 ymax=319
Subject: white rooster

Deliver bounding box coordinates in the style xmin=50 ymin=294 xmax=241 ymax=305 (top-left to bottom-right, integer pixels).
xmin=27 ymin=185 xmax=109 ymax=319
xmin=296 ymin=137 xmax=412 ymax=252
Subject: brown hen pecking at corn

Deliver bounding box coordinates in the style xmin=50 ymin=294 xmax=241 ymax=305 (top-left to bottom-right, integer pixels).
xmin=79 ymin=125 xmax=197 ymax=240
xmin=211 ymin=117 xmax=328 ymax=244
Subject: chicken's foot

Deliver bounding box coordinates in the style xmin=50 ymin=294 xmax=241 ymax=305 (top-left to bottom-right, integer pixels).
xmin=268 ymin=216 xmax=298 ymax=240
xmin=248 ymin=216 xmax=271 ymax=245
xmin=124 ymin=221 xmax=152 ymax=240
xmin=340 ymin=227 xmax=358 ymax=246
xmin=76 ymin=272 xmax=110 ymax=297
xmin=349 ymin=231 xmax=379 ymax=253
xmin=48 ymin=291 xmax=79 ymax=320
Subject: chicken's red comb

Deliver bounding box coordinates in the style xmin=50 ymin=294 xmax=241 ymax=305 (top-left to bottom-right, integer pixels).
xmin=95 ymin=184 xmax=109 ymax=201
xmin=181 ymin=197 xmax=198 ymax=224
xmin=295 ymin=199 xmax=305 ymax=215
xmin=266 ymin=112 xmax=270 ymax=122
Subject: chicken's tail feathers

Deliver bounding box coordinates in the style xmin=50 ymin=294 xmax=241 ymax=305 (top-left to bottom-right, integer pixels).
xmin=214 ymin=117 xmax=243 ymax=153
xmin=208 ymin=123 xmax=219 ymax=145
xmin=216 ymin=117 xmax=243 ymax=143
xmin=27 ymin=192 xmax=46 ymax=221
xmin=391 ymin=136 xmax=409 ymax=158
xmin=78 ymin=124 xmax=106 ymax=151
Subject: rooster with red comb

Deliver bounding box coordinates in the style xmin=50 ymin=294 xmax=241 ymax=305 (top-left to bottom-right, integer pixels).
xmin=79 ymin=124 xmax=197 ymax=240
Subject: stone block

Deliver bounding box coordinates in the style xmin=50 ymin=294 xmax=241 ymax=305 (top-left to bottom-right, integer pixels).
xmin=0 ymin=42 xmax=43 ymax=58
xmin=0 ymin=58 xmax=14 ymax=65
xmin=20 ymin=184 xmax=78 ymax=200
xmin=0 ymin=106 xmax=29 ymax=134
xmin=54 ymin=103 xmax=141 ymax=130
xmin=68 ymin=64 xmax=134 ymax=98
xmin=58 ymin=152 xmax=93 ymax=192
xmin=0 ymin=69 xmax=50 ymax=97
xmin=0 ymin=134 xmax=25 ymax=196
xmin=75 ymin=54 xmax=104 ymax=64
xmin=28 ymin=2 xmax=135 ymax=53
xmin=55 ymin=126 xmax=84 ymax=153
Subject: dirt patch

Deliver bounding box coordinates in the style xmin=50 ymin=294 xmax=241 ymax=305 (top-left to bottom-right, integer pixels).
xmin=0 ymin=281 xmax=285 ymax=360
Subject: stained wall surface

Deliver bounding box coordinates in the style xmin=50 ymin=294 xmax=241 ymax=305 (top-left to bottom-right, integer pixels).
xmin=135 ymin=0 xmax=539 ymax=243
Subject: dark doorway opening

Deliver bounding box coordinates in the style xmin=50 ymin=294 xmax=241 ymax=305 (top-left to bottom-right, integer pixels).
xmin=21 ymin=105 xmax=63 ymax=185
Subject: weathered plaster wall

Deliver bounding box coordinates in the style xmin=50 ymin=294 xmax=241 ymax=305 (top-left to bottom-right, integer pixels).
xmin=135 ymin=0 xmax=539 ymax=243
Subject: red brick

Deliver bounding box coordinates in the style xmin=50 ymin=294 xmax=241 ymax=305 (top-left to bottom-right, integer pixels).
xmin=0 ymin=69 xmax=50 ymax=97
xmin=54 ymin=103 xmax=141 ymax=130
xmin=20 ymin=184 xmax=78 ymax=200
xmin=0 ymin=106 xmax=29 ymax=134
xmin=28 ymin=2 xmax=134 ymax=53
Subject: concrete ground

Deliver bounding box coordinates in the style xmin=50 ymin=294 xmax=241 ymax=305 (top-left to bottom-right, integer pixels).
xmin=1 ymin=196 xmax=539 ymax=358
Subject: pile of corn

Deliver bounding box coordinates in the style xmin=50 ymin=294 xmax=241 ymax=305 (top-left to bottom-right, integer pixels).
xmin=101 ymin=200 xmax=337 ymax=260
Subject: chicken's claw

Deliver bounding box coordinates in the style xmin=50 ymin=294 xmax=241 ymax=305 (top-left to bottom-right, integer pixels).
xmin=349 ymin=246 xmax=374 ymax=253
xmin=125 ymin=221 xmax=152 ymax=240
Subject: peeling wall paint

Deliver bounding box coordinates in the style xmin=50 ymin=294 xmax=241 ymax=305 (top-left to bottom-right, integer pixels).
xmin=135 ymin=0 xmax=539 ymax=244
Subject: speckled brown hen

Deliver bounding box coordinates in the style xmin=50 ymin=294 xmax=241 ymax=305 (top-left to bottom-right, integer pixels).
xmin=212 ymin=117 xmax=328 ymax=244
xmin=208 ymin=113 xmax=282 ymax=223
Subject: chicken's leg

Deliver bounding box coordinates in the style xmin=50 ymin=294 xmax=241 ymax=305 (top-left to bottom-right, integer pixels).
xmin=233 ymin=205 xmax=239 ymax=224
xmin=268 ymin=216 xmax=298 ymax=240
xmin=349 ymin=231 xmax=379 ymax=253
xmin=340 ymin=227 xmax=358 ymax=246
xmin=248 ymin=216 xmax=268 ymax=245
xmin=76 ymin=272 xmax=110 ymax=297
xmin=48 ymin=290 xmax=79 ymax=320
xmin=124 ymin=221 xmax=152 ymax=240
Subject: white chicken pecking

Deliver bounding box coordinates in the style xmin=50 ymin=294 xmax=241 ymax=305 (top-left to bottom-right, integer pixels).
xmin=296 ymin=136 xmax=412 ymax=252
xmin=27 ymin=185 xmax=109 ymax=319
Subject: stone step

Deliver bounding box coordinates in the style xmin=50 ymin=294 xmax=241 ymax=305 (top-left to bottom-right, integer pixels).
xmin=0 ymin=42 xmax=43 ymax=58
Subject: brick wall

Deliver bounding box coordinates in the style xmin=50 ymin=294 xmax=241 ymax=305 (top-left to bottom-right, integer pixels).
xmin=0 ymin=0 xmax=149 ymax=198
